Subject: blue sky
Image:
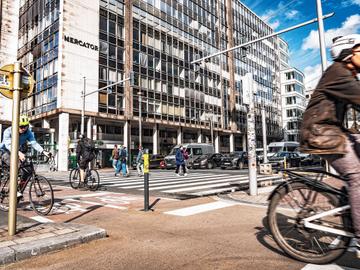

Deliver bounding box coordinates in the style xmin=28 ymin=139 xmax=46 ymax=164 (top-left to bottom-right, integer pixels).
xmin=240 ymin=0 xmax=360 ymax=90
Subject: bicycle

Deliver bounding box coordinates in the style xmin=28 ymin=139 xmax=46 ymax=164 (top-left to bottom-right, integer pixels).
xmin=0 ymin=154 xmax=54 ymax=216
xmin=267 ymin=168 xmax=354 ymax=264
xmin=69 ymin=164 xmax=100 ymax=191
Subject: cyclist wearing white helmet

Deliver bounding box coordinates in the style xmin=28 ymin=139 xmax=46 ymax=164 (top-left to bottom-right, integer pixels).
xmin=0 ymin=115 xmax=48 ymax=166
xmin=300 ymin=34 xmax=360 ymax=253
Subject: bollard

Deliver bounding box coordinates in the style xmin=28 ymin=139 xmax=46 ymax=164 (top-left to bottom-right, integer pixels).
xmin=143 ymin=149 xmax=149 ymax=211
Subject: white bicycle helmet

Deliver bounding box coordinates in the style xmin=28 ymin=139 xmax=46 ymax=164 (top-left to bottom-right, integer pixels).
xmin=330 ymin=34 xmax=360 ymax=61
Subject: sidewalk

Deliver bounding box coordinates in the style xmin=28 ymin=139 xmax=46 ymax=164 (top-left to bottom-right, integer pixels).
xmin=221 ymin=186 xmax=276 ymax=206
xmin=0 ymin=211 xmax=106 ymax=265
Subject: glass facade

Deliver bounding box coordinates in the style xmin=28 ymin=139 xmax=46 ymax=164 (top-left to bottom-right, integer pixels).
xmin=97 ymin=0 xmax=282 ymax=137
xmin=17 ymin=0 xmax=284 ymax=155
xmin=18 ymin=0 xmax=60 ymax=115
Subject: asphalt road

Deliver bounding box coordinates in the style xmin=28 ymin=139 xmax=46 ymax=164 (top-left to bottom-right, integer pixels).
xmin=6 ymin=194 xmax=360 ymax=270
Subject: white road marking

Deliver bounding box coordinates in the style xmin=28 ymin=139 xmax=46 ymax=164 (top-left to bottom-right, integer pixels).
xmin=30 ymin=216 xmax=54 ymax=223
xmin=61 ymin=192 xmax=111 ymax=199
xmin=164 ymin=201 xmax=238 ymax=216
xmin=301 ymin=264 xmax=359 ymax=270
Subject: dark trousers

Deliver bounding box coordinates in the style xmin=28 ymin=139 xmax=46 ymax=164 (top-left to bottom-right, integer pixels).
xmin=175 ymin=164 xmax=186 ymax=174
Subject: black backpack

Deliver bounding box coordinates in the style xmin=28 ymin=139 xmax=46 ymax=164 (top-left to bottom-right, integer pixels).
xmin=81 ymin=138 xmax=96 ymax=160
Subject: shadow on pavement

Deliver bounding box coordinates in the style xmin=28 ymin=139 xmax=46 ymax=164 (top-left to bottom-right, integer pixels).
xmin=64 ymin=204 xmax=103 ymax=223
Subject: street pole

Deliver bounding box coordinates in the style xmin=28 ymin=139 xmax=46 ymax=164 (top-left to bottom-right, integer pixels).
xmin=210 ymin=117 xmax=214 ymax=148
xmin=316 ymin=0 xmax=328 ymax=72
xmin=243 ymin=73 xmax=257 ymax=196
xmin=138 ymin=91 xmax=142 ymax=148
xmin=8 ymin=62 xmax=22 ymax=236
xmin=143 ymin=149 xmax=149 ymax=211
xmin=261 ymin=105 xmax=268 ymax=163
xmin=81 ymin=77 xmax=86 ymax=136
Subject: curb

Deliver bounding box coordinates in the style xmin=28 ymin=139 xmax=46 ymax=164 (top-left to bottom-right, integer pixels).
xmin=0 ymin=223 xmax=107 ymax=265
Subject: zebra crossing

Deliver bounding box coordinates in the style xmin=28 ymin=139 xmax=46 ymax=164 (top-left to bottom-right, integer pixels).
xmin=44 ymin=170 xmax=282 ymax=198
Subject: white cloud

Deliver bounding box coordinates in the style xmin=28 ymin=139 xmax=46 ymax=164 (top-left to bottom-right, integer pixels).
xmin=285 ymin=10 xmax=299 ymax=19
xmin=301 ymin=14 xmax=360 ymax=51
xmin=269 ymin=20 xmax=280 ymax=29
xmin=303 ymin=64 xmax=322 ymax=90
xmin=303 ymin=60 xmax=332 ymax=90
xmin=342 ymin=0 xmax=360 ymax=7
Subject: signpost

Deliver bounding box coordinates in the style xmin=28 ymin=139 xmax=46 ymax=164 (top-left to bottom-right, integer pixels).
xmin=0 ymin=62 xmax=35 ymax=236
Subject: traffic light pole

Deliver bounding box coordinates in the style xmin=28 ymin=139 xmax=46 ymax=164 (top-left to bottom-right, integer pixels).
xmin=8 ymin=62 xmax=22 ymax=236
xmin=80 ymin=73 xmax=133 ymax=138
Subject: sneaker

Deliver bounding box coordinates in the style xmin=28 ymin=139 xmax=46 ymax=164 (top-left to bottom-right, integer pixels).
xmin=184 ymin=173 xmax=188 ymax=177
xmin=176 ymin=173 xmax=180 ymax=177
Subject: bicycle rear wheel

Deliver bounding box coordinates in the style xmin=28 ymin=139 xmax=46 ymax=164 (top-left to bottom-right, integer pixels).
xmin=69 ymin=168 xmax=80 ymax=189
xmin=0 ymin=177 xmax=10 ymax=211
xmin=86 ymin=169 xmax=100 ymax=191
xmin=29 ymin=175 xmax=54 ymax=216
xmin=267 ymin=181 xmax=352 ymax=264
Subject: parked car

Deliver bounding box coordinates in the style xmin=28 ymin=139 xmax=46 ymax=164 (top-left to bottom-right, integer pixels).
xmin=220 ymin=151 xmax=248 ymax=170
xmin=131 ymin=154 xmax=165 ymax=169
xmin=192 ymin=153 xmax=224 ymax=169
xmin=268 ymin=151 xmax=302 ymax=168
xmin=300 ymin=154 xmax=325 ymax=167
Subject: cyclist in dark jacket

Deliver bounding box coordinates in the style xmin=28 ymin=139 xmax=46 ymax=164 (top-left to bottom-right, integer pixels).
xmin=76 ymin=135 xmax=95 ymax=184
xmin=300 ymin=34 xmax=360 ymax=253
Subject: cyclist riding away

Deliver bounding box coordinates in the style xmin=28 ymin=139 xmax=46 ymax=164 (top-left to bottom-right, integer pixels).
xmin=0 ymin=115 xmax=48 ymax=167
xmin=76 ymin=135 xmax=96 ymax=186
xmin=300 ymin=34 xmax=360 ymax=254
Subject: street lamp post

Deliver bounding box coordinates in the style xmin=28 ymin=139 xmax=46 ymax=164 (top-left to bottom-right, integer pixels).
xmin=138 ymin=91 xmax=142 ymax=148
xmin=81 ymin=77 xmax=86 ymax=136
xmin=80 ymin=74 xmax=133 ymax=138
xmin=261 ymin=104 xmax=268 ymax=163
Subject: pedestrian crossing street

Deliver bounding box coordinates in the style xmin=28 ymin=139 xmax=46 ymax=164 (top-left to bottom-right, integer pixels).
xmin=47 ymin=170 xmax=282 ymax=197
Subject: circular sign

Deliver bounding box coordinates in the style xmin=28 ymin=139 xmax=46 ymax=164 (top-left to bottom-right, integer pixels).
xmin=0 ymin=64 xmax=35 ymax=100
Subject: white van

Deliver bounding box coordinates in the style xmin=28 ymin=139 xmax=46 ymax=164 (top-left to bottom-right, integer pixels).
xmin=267 ymin=141 xmax=299 ymax=158
xmin=164 ymin=143 xmax=215 ymax=169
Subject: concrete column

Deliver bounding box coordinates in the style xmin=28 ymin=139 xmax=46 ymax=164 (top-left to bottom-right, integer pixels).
xmin=86 ymin=117 xmax=92 ymax=139
xmin=123 ymin=121 xmax=130 ymax=149
xmin=42 ymin=119 xmax=50 ymax=128
xmin=153 ymin=124 xmax=159 ymax=154
xmin=215 ymin=132 xmax=220 ymax=153
xmin=229 ymin=133 xmax=235 ymax=152
xmin=92 ymin=124 xmax=97 ymax=141
xmin=242 ymin=135 xmax=247 ymax=151
xmin=0 ymin=124 xmax=2 ymax=142
xmin=58 ymin=113 xmax=69 ymax=171
xmin=197 ymin=130 xmax=202 ymax=143
xmin=177 ymin=127 xmax=182 ymax=145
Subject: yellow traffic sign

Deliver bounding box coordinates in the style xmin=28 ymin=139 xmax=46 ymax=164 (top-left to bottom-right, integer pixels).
xmin=0 ymin=64 xmax=35 ymax=100
xmin=143 ymin=153 xmax=149 ymax=173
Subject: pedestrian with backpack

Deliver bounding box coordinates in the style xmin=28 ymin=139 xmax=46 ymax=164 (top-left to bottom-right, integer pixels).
xmin=136 ymin=146 xmax=144 ymax=176
xmin=112 ymin=144 xmax=119 ymax=176
xmin=119 ymin=145 xmax=129 ymax=177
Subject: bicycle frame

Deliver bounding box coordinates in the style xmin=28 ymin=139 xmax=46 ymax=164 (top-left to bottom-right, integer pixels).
xmin=270 ymin=168 xmax=354 ymax=238
xmin=303 ymin=205 xmax=354 ymax=237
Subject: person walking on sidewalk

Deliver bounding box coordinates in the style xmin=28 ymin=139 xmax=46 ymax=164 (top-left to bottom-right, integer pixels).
xmin=136 ymin=146 xmax=144 ymax=176
xmin=175 ymin=146 xmax=187 ymax=177
xmin=112 ymin=144 xmax=120 ymax=176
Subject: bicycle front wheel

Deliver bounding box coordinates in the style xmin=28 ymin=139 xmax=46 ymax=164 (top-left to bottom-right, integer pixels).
xmin=267 ymin=181 xmax=352 ymax=264
xmin=69 ymin=168 xmax=80 ymax=189
xmin=86 ymin=169 xmax=100 ymax=191
xmin=29 ymin=175 xmax=54 ymax=216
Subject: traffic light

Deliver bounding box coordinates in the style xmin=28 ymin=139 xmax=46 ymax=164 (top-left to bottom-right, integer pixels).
xmin=130 ymin=71 xmax=134 ymax=86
